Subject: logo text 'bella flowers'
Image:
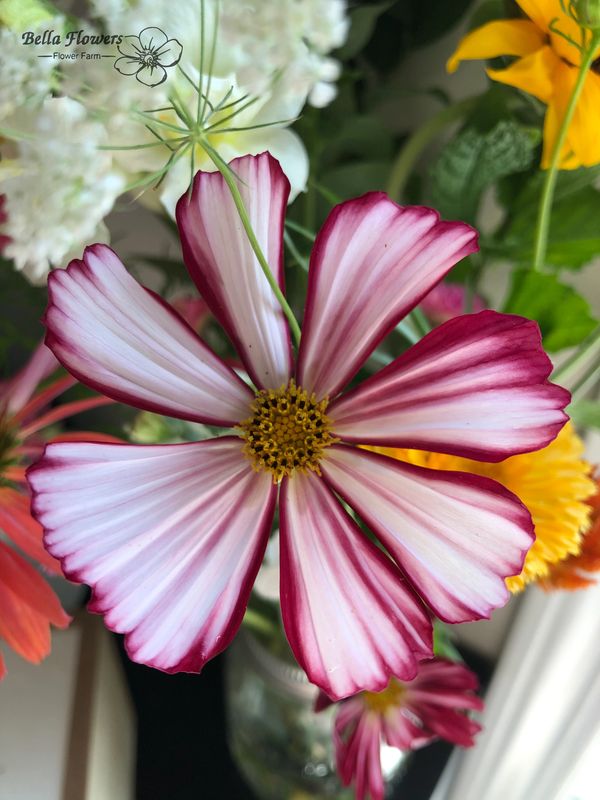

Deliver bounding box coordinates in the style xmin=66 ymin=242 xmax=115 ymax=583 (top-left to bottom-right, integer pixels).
xmin=21 ymin=30 xmax=123 ymax=47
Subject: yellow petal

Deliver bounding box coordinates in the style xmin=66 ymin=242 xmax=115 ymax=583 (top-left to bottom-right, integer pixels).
xmin=542 ymin=61 xmax=582 ymax=169
xmin=517 ymin=0 xmax=593 ymax=66
xmin=447 ymin=19 xmax=545 ymax=73
xmin=568 ymin=69 xmax=600 ymax=166
xmin=516 ymin=0 xmax=560 ymax=32
xmin=486 ymin=44 xmax=562 ymax=103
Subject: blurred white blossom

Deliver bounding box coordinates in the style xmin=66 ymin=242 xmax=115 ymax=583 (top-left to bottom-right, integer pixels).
xmin=0 ymin=97 xmax=124 ymax=283
xmin=0 ymin=26 xmax=57 ymax=120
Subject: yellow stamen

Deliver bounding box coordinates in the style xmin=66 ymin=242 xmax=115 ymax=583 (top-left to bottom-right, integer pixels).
xmin=238 ymin=380 xmax=338 ymax=483
xmin=363 ymin=679 xmax=406 ymax=714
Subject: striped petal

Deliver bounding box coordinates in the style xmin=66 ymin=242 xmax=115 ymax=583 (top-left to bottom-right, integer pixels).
xmin=329 ymin=311 xmax=569 ymax=461
xmin=44 ymin=244 xmax=253 ymax=427
xmin=296 ymin=195 xmax=478 ymax=399
xmin=28 ymin=437 xmax=276 ymax=673
xmin=321 ymin=446 xmax=534 ymax=623
xmin=279 ymin=471 xmax=432 ymax=701
xmin=176 ymin=152 xmax=293 ymax=390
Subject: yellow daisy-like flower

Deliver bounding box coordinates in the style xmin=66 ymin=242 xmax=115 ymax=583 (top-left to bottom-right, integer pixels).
xmin=371 ymin=423 xmax=595 ymax=592
xmin=447 ymin=0 xmax=600 ymax=168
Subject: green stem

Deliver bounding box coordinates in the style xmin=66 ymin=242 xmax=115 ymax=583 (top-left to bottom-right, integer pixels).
xmin=386 ymin=97 xmax=477 ymax=202
xmin=242 ymin=607 xmax=278 ymax=638
xmin=532 ymin=32 xmax=600 ymax=271
xmin=552 ymin=324 xmax=600 ymax=383
xmin=201 ymin=139 xmax=302 ymax=348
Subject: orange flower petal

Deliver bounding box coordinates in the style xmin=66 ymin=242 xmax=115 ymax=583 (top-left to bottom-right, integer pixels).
xmin=447 ymin=19 xmax=545 ymax=73
xmin=0 ymin=541 xmax=70 ymax=627
xmin=0 ymin=487 xmax=62 ymax=573
xmin=567 ymin=69 xmax=600 ymax=167
xmin=486 ymin=44 xmax=561 ymax=103
xmin=542 ymin=62 xmax=582 ymax=169
xmin=0 ymin=585 xmax=52 ymax=663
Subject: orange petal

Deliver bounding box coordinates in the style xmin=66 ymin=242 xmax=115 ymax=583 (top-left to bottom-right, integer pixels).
xmin=447 ymin=19 xmax=545 ymax=73
xmin=542 ymin=62 xmax=582 ymax=169
xmin=486 ymin=44 xmax=562 ymax=103
xmin=0 ymin=585 xmax=52 ymax=663
xmin=0 ymin=541 xmax=70 ymax=627
xmin=567 ymin=69 xmax=600 ymax=167
xmin=0 ymin=487 xmax=63 ymax=573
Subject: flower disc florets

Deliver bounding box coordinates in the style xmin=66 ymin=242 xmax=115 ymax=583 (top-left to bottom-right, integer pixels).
xmin=239 ymin=380 xmax=338 ymax=482
xmin=363 ymin=680 xmax=407 ymax=714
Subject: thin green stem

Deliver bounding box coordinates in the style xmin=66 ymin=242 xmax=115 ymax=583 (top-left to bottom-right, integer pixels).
xmin=552 ymin=325 xmax=600 ymax=382
xmin=570 ymin=362 xmax=600 ymax=399
xmin=283 ymin=230 xmax=309 ymax=271
xmin=201 ymin=139 xmax=302 ymax=348
xmin=242 ymin=607 xmax=278 ymax=638
xmin=386 ymin=97 xmax=477 ymax=202
xmin=532 ymin=31 xmax=600 ymax=271
xmin=285 ymin=219 xmax=316 ymax=242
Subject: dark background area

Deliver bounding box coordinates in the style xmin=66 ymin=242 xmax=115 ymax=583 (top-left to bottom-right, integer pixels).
xmin=118 ymin=638 xmax=492 ymax=800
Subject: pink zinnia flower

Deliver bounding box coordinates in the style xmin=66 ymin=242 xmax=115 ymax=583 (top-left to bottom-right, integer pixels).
xmin=321 ymin=659 xmax=483 ymax=800
xmin=0 ymin=343 xmax=112 ymax=677
xmin=28 ymin=153 xmax=568 ymax=699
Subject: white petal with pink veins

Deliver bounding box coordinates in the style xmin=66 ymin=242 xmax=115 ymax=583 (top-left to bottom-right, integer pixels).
xmin=321 ymin=446 xmax=534 ymax=623
xmin=177 ymin=152 xmax=293 ymax=390
xmin=28 ymin=437 xmax=276 ymax=673
xmin=45 ymin=244 xmax=253 ymax=427
xmin=296 ymin=195 xmax=478 ymax=399
xmin=279 ymin=471 xmax=432 ymax=701
xmin=330 ymin=311 xmax=569 ymax=460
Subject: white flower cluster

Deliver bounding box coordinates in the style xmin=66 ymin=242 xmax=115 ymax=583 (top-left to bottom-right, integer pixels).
xmin=0 ymin=26 xmax=56 ymax=121
xmin=1 ymin=98 xmax=125 ymax=284
xmin=0 ymin=0 xmax=349 ymax=282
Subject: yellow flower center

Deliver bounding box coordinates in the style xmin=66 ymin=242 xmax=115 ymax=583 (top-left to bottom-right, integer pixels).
xmin=239 ymin=380 xmax=338 ymax=483
xmin=363 ymin=680 xmax=406 ymax=714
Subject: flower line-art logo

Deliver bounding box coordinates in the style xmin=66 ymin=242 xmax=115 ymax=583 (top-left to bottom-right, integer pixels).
xmin=114 ymin=27 xmax=182 ymax=87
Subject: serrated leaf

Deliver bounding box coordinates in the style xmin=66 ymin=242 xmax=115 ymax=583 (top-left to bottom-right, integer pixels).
xmin=503 ymin=269 xmax=597 ymax=352
xmin=428 ymin=120 xmax=536 ymax=222
xmin=568 ymin=400 xmax=600 ymax=430
xmin=501 ymin=174 xmax=600 ymax=270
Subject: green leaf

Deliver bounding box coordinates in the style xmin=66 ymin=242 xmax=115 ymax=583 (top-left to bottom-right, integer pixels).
xmin=503 ymin=269 xmax=597 ymax=352
xmin=428 ymin=120 xmax=536 ymax=223
xmin=336 ymin=1 xmax=395 ymax=60
xmin=568 ymin=400 xmax=600 ymax=430
xmin=500 ymin=171 xmax=600 ymax=270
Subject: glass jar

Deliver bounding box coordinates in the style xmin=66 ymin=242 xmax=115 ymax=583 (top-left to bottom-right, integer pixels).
xmin=225 ymin=629 xmax=409 ymax=800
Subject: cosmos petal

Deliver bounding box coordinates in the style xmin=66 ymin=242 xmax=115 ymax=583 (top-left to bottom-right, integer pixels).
xmin=44 ymin=244 xmax=253 ymax=426
xmin=28 ymin=437 xmax=277 ymax=673
xmin=329 ymin=311 xmax=569 ymax=461
xmin=177 ymin=152 xmax=293 ymax=389
xmin=279 ymin=471 xmax=432 ymax=701
xmin=320 ymin=446 xmax=534 ymax=623
xmin=296 ymin=194 xmax=478 ymax=399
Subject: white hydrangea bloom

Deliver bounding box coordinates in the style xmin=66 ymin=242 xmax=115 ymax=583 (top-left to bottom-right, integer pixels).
xmin=0 ymin=97 xmax=125 ymax=284
xmin=0 ymin=26 xmax=57 ymax=121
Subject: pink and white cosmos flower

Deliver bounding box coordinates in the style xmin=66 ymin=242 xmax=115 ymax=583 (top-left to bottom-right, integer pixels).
xmin=320 ymin=658 xmax=483 ymax=800
xmin=28 ymin=153 xmax=568 ymax=700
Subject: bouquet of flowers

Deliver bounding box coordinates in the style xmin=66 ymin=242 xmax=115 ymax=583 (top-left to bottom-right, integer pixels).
xmin=1 ymin=1 xmax=599 ymax=798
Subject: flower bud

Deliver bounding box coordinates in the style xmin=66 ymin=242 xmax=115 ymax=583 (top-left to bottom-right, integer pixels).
xmin=574 ymin=0 xmax=600 ymax=30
